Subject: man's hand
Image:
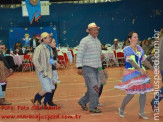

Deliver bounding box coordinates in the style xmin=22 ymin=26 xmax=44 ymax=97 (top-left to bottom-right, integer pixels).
xmin=56 ymin=63 xmax=60 ymax=69
xmin=77 ymin=69 xmax=83 ymax=75
xmin=52 ymin=80 xmax=55 ymax=85
xmin=101 ymin=54 xmax=105 ymax=61
xmin=9 ymin=68 xmax=13 ymax=73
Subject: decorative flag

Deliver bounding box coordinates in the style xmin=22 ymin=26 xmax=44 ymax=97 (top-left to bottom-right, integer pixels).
xmin=25 ymin=0 xmax=41 ymax=24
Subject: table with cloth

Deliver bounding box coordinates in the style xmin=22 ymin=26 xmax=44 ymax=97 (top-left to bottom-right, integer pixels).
xmin=102 ymin=50 xmax=119 ymax=67
xmin=13 ymin=55 xmax=24 ymax=66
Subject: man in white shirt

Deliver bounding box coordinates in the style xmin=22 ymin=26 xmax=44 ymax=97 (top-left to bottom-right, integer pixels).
xmin=76 ymin=22 xmax=102 ymax=113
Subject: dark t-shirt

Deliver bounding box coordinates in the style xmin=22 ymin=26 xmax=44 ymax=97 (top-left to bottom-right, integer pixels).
xmin=52 ymin=48 xmax=58 ymax=70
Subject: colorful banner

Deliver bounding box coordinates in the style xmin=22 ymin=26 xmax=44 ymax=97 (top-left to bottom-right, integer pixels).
xmin=25 ymin=0 xmax=41 ymax=24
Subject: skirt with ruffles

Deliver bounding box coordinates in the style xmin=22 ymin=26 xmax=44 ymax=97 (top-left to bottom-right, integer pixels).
xmin=114 ymin=69 xmax=153 ymax=94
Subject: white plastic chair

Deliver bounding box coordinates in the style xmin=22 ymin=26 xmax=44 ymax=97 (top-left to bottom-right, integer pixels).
xmin=103 ymin=49 xmax=116 ymax=67
xmin=105 ymin=44 xmax=112 ymax=48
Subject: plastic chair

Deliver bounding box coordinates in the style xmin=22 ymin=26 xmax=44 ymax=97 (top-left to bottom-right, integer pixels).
xmin=22 ymin=55 xmax=34 ymax=72
xmin=57 ymin=52 xmax=67 ymax=69
xmin=105 ymin=44 xmax=112 ymax=48
xmin=106 ymin=49 xmax=117 ymax=67
xmin=116 ymin=49 xmax=125 ymax=66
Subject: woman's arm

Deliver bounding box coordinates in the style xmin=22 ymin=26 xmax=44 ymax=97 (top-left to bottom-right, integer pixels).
xmin=142 ymin=59 xmax=154 ymax=70
xmin=128 ymin=60 xmax=146 ymax=75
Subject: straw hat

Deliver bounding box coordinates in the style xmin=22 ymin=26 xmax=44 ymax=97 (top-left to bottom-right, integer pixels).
xmin=86 ymin=22 xmax=100 ymax=32
xmin=39 ymin=32 xmax=53 ymax=42
xmin=41 ymin=32 xmax=53 ymax=39
xmin=114 ymin=38 xmax=118 ymax=42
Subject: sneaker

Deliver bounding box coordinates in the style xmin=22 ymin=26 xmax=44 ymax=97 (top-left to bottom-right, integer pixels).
xmin=89 ymin=108 xmax=102 ymax=113
xmin=0 ymin=98 xmax=12 ymax=105
xmin=78 ymin=101 xmax=88 ymax=111
xmin=97 ymin=103 xmax=103 ymax=107
xmin=139 ymin=113 xmax=149 ymax=120
xmin=118 ymin=108 xmax=124 ymax=118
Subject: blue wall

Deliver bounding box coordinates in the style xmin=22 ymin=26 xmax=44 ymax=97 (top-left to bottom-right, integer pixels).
xmin=0 ymin=0 xmax=163 ymax=48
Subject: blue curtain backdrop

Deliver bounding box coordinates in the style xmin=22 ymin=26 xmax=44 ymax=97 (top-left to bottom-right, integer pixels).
xmin=0 ymin=0 xmax=163 ymax=48
xmin=9 ymin=26 xmax=58 ymax=49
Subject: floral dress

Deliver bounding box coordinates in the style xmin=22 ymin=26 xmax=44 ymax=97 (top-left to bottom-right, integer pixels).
xmin=0 ymin=61 xmax=10 ymax=84
xmin=115 ymin=45 xmax=153 ymax=94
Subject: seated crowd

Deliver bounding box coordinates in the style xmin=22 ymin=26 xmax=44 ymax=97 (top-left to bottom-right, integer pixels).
xmin=0 ymin=38 xmax=77 ymax=71
xmin=101 ymin=35 xmax=160 ymax=67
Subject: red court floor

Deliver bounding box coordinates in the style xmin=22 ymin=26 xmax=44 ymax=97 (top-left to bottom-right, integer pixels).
xmin=0 ymin=64 xmax=163 ymax=122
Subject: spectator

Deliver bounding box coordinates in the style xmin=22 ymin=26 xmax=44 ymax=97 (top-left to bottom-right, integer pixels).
xmin=101 ymin=44 xmax=107 ymax=50
xmin=142 ymin=40 xmax=152 ymax=56
xmin=111 ymin=38 xmax=121 ymax=50
xmin=30 ymin=34 xmax=40 ymax=52
xmin=122 ymin=39 xmax=130 ymax=49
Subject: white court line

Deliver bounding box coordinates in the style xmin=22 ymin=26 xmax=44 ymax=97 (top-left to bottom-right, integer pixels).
xmin=59 ymin=83 xmax=84 ymax=86
xmin=10 ymin=95 xmax=127 ymax=104
xmin=11 ymin=92 xmax=156 ymax=104
xmin=12 ymin=93 xmax=153 ymax=103
xmin=90 ymin=113 xmax=103 ymax=115
xmin=7 ymin=83 xmax=85 ymax=89
xmin=58 ymin=75 xmax=82 ymax=77
xmin=7 ymin=86 xmax=35 ymax=89
xmin=6 ymin=81 xmax=119 ymax=90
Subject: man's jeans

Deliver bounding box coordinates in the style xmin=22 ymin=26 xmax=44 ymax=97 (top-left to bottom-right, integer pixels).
xmin=78 ymin=66 xmax=100 ymax=110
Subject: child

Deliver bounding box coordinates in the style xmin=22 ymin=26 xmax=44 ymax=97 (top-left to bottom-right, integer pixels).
xmin=48 ymin=38 xmax=60 ymax=106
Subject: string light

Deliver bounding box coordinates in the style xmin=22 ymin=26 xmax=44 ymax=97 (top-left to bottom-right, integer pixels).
xmin=0 ymin=0 xmax=121 ymax=8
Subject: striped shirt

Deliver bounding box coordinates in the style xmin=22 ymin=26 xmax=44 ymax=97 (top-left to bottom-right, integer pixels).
xmin=76 ymin=34 xmax=102 ymax=68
